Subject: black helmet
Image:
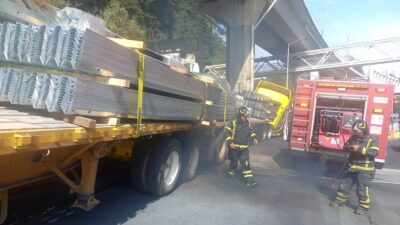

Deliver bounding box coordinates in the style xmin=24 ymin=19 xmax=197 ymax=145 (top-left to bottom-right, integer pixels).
xmin=237 ymin=106 xmax=249 ymax=117
xmin=352 ymin=119 xmax=368 ymax=135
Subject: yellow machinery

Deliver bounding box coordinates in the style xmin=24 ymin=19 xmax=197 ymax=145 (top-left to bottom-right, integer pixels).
xmin=254 ymin=80 xmax=292 ymax=139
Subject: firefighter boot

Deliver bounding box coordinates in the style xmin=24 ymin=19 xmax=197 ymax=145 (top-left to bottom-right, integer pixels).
xmin=227 ymin=169 xmax=235 ymax=178
xmin=329 ymin=200 xmax=345 ymax=208
xmin=330 ymin=192 xmax=347 ymax=207
xmin=354 ymin=207 xmax=368 ymax=215
xmin=245 ymin=177 xmax=257 ymax=187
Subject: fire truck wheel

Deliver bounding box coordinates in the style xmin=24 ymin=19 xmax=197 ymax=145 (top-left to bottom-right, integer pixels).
xmin=213 ymin=130 xmax=227 ymax=164
xmin=146 ymin=138 xmax=182 ymax=196
xmin=181 ymin=144 xmax=200 ymax=181
xmin=130 ymin=141 xmax=154 ymax=192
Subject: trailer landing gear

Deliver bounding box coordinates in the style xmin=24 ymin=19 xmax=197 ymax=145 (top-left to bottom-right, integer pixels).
xmin=40 ymin=143 xmax=109 ymax=212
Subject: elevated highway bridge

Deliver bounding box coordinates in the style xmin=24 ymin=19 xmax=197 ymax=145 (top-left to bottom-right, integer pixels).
xmin=200 ymin=0 xmax=327 ymax=91
xmin=200 ymin=0 xmax=399 ymax=91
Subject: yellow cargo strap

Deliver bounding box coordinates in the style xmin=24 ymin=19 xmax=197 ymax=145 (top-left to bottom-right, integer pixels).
xmin=135 ymin=50 xmax=145 ymax=138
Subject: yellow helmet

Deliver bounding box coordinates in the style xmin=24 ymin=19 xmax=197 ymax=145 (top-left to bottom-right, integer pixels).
xmin=237 ymin=106 xmax=249 ymax=117
xmin=352 ymin=119 xmax=368 ymax=134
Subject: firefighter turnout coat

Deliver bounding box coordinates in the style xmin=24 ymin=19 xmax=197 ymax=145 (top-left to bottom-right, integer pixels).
xmin=344 ymin=134 xmax=380 ymax=172
xmin=224 ymin=119 xmax=257 ymax=149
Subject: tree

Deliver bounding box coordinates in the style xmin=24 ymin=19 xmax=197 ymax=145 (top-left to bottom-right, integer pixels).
xmin=101 ymin=0 xmax=146 ymax=40
xmin=47 ymin=0 xmax=226 ymax=68
xmin=143 ymin=0 xmax=226 ymax=68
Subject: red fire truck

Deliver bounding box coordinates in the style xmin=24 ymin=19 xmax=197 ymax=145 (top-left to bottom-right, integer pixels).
xmin=290 ymin=79 xmax=394 ymax=168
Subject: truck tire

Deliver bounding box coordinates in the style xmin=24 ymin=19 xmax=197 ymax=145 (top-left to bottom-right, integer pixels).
xmin=130 ymin=141 xmax=153 ymax=192
xmin=146 ymin=138 xmax=182 ymax=196
xmin=265 ymin=125 xmax=272 ymax=140
xmin=181 ymin=144 xmax=200 ymax=181
xmin=213 ymin=131 xmax=227 ymax=164
xmin=283 ymin=110 xmax=292 ymax=142
xmin=260 ymin=128 xmax=267 ymax=142
xmin=283 ymin=117 xmax=289 ymax=141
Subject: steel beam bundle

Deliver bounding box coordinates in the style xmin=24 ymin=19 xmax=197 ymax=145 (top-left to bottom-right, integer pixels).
xmin=0 ymin=21 xmax=236 ymax=122
xmin=0 ymin=22 xmax=205 ymax=100
xmin=61 ymin=77 xmax=204 ymax=120
xmin=0 ymin=67 xmax=209 ymax=121
xmin=202 ymin=78 xmax=236 ymax=121
xmin=32 ymin=73 xmax=51 ymax=109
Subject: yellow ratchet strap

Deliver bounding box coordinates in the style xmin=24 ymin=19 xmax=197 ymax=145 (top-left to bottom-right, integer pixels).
xmin=135 ymin=50 xmax=145 ymax=137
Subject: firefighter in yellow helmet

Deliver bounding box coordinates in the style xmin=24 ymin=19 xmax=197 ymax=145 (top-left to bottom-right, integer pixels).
xmin=224 ymin=106 xmax=259 ymax=186
xmin=330 ymin=119 xmax=380 ymax=215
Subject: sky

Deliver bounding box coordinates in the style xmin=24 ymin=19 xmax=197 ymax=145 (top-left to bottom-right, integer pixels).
xmin=304 ymin=0 xmax=400 ymax=46
xmin=256 ymin=0 xmax=400 ymax=77
xmin=304 ymin=0 xmax=400 ymax=77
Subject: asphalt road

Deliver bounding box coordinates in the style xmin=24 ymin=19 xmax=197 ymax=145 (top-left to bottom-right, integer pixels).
xmin=6 ymin=138 xmax=400 ymax=225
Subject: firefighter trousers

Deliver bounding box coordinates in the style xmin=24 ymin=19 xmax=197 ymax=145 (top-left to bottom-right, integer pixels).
xmin=334 ymin=170 xmax=375 ymax=209
xmin=228 ymin=148 xmax=254 ymax=180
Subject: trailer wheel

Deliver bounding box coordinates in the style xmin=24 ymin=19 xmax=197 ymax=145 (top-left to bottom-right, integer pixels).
xmin=213 ymin=131 xmax=227 ymax=164
xmin=130 ymin=141 xmax=153 ymax=192
xmin=181 ymin=144 xmax=200 ymax=181
xmin=146 ymin=138 xmax=182 ymax=196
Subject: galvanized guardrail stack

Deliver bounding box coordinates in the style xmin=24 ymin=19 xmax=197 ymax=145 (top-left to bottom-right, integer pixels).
xmin=0 ymin=22 xmax=235 ymax=122
xmin=242 ymin=91 xmax=280 ymax=120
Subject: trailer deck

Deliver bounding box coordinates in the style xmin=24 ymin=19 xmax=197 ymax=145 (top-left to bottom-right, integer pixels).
xmin=0 ymin=105 xmax=192 ymax=155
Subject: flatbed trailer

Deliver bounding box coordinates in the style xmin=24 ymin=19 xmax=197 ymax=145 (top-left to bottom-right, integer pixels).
xmin=0 ymin=4 xmax=235 ymax=223
xmin=0 ymin=102 xmax=227 ymax=224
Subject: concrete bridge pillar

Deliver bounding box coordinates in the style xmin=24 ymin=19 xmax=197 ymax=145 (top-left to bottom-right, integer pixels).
xmin=201 ymin=0 xmax=268 ymax=92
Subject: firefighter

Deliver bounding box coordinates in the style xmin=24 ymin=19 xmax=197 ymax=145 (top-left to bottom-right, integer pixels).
xmin=225 ymin=106 xmax=259 ymax=187
xmin=329 ymin=119 xmax=380 ymax=215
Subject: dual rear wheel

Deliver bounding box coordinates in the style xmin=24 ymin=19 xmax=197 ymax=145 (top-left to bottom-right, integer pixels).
xmin=130 ymin=137 xmax=202 ymax=196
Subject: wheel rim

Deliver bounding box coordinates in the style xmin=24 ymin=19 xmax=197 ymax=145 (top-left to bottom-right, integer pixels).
xmin=218 ymin=142 xmax=227 ymax=161
xmin=283 ymin=123 xmax=288 ymax=140
xmin=262 ymin=130 xmax=267 ymax=141
xmin=188 ymin=147 xmax=200 ymax=174
xmin=267 ymin=129 xmax=272 ymax=139
xmin=163 ymin=151 xmax=180 ymax=186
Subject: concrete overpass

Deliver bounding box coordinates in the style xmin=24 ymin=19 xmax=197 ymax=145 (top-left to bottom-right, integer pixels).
xmin=200 ymin=0 xmax=327 ymax=91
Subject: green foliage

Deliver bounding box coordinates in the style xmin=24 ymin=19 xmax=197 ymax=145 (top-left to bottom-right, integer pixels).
xmin=100 ymin=0 xmax=146 ymax=40
xmin=46 ymin=0 xmax=69 ymax=8
xmin=56 ymin=0 xmax=226 ymax=68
